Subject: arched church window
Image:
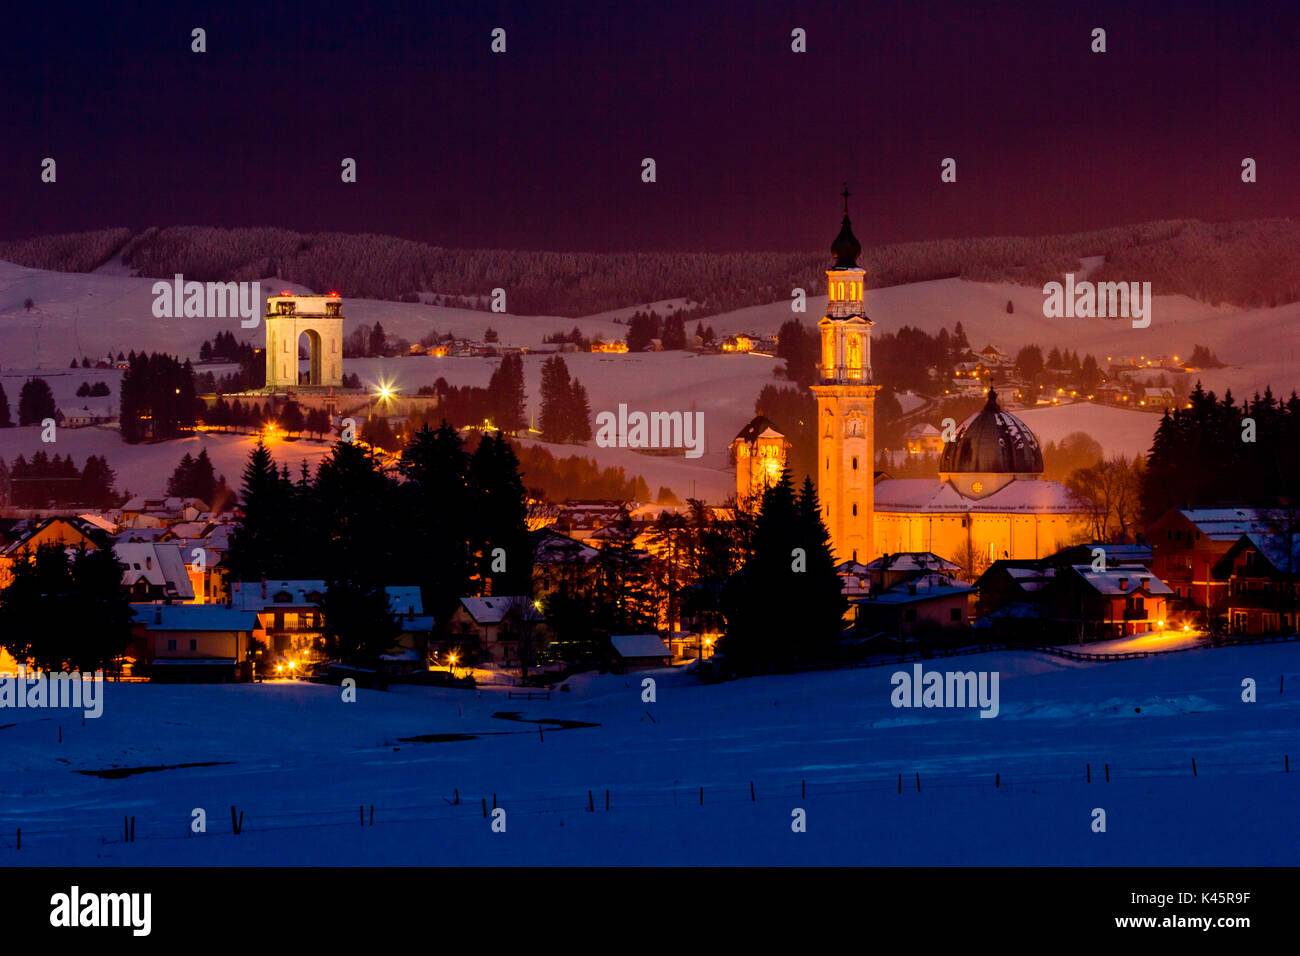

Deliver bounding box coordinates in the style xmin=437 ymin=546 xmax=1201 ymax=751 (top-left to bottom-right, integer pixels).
xmin=852 ymin=503 xmax=858 ymax=516
xmin=852 ymin=456 xmax=858 ymax=470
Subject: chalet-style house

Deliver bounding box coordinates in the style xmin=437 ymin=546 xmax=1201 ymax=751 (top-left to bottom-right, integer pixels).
xmin=446 ymin=596 xmax=546 ymax=668
xmin=1212 ymin=531 xmax=1300 ymax=635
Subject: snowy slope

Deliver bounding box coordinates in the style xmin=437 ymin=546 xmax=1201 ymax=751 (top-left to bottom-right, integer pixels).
xmin=0 ymin=642 xmax=1296 ymax=865
xmin=4 ymin=255 xmax=1298 ymax=500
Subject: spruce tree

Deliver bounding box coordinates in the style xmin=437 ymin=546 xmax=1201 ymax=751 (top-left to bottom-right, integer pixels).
xmin=568 ymin=379 xmax=593 ymax=442
xmin=539 ymin=356 xmax=573 ymax=442
xmin=468 ymin=433 xmax=533 ymax=596
xmin=400 ymin=422 xmax=474 ymax=629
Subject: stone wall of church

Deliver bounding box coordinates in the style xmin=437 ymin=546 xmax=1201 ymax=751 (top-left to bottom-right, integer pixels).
xmin=874 ymin=510 xmax=1090 ymax=568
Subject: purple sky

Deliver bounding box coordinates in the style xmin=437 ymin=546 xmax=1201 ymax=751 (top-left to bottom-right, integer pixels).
xmin=2 ymin=0 xmax=1296 ymax=252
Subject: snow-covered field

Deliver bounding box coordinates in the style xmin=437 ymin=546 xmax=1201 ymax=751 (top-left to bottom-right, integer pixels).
xmin=2 ymin=642 xmax=1296 ymax=865
xmin=3 ymin=254 xmax=1295 ymax=501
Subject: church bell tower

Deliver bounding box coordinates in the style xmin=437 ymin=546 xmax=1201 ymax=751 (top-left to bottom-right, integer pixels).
xmin=810 ymin=186 xmax=879 ymax=563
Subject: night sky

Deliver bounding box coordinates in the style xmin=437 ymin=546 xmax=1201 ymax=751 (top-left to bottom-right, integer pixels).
xmin=2 ymin=0 xmax=1297 ymax=252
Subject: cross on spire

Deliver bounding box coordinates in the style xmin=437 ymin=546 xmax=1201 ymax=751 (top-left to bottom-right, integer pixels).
xmin=841 ymin=182 xmax=851 ymax=215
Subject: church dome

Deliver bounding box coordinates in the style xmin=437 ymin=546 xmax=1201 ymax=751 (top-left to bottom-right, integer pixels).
xmin=939 ymin=389 xmax=1043 ymax=474
xmin=831 ymin=214 xmax=862 ymax=268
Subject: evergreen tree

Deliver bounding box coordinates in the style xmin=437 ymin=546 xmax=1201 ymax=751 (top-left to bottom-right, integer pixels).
xmin=488 ymin=353 xmax=527 ymax=433
xmin=567 ymin=379 xmax=593 ymax=442
xmin=468 ymin=433 xmax=533 ymax=596
xmin=279 ymin=400 xmax=305 ymax=435
xmin=539 ymin=355 xmax=573 ymax=441
xmin=313 ymin=439 xmax=396 ymax=579
xmin=594 ymin=504 xmax=657 ymax=635
xmin=662 ymin=314 xmax=686 ymax=350
xmin=305 ymin=407 xmax=331 ymax=438
xmin=777 ymin=319 xmax=818 ymax=387
xmin=0 ymin=544 xmax=132 ymax=672
xmin=400 ymin=422 xmax=474 ymax=629
xmin=78 ymin=455 xmax=117 ymax=508
xmin=226 ymin=440 xmax=293 ymax=579
xmin=719 ymin=470 xmax=845 ymax=671
xmin=0 ymin=382 xmax=11 ymax=427
xmin=320 ymin=578 xmax=401 ymax=667
xmin=17 ymin=377 xmax=56 ymax=425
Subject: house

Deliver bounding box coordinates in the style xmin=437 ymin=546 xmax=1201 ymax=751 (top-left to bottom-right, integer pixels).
xmin=115 ymin=542 xmax=196 ymax=602
xmin=0 ymin=515 xmax=111 ymax=556
xmin=230 ymin=580 xmax=424 ymax=661
xmin=446 ymin=596 xmax=546 ymax=669
xmin=1148 ymin=508 xmax=1292 ymax=616
xmin=118 ymin=497 xmax=208 ymax=529
xmin=1048 ymin=542 xmax=1153 ymax=566
xmin=853 ymin=573 xmax=977 ymax=642
xmin=862 ymin=552 xmax=960 ymax=592
xmin=532 ymin=528 xmax=602 ymax=599
xmin=978 ymin=344 xmax=1013 ymax=367
xmin=610 ymin=634 xmax=671 ymax=671
xmin=62 ymin=404 xmax=117 ymax=428
xmin=131 ymin=604 xmax=259 ymax=682
xmin=834 ymin=560 xmax=871 ymax=601
xmin=230 ymin=579 xmax=326 ymax=657
xmin=1051 ymin=564 xmax=1173 ymax=640
xmin=975 ymin=559 xmax=1058 ymax=621
xmin=904 ymin=423 xmax=945 ymax=455
xmin=0 ymin=516 xmax=115 ymax=588
xmin=1212 ymin=532 xmax=1300 ymax=635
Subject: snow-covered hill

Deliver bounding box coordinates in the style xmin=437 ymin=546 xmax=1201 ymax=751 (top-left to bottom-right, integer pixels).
xmin=2 ymin=256 xmax=1294 ymax=500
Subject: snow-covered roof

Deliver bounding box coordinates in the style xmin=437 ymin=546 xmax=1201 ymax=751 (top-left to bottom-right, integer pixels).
xmin=1241 ymin=533 xmax=1300 ymax=574
xmin=1070 ymin=564 xmax=1173 ymax=596
xmin=458 ymin=596 xmax=541 ymax=624
xmin=534 ymin=529 xmax=600 ymax=564
xmin=874 ymin=477 xmax=1085 ymax=514
xmin=387 ymin=586 xmax=424 ymax=616
xmin=855 ymin=583 xmax=975 ymax=606
xmin=1175 ymin=508 xmax=1293 ymax=540
xmin=114 ymin=543 xmax=194 ymax=599
xmin=610 ymin=634 xmax=670 ymax=659
xmin=863 ymin=552 xmax=960 ymax=572
xmin=231 ymin=580 xmax=327 ymax=610
xmin=76 ymin=513 xmax=119 ymax=534
xmin=134 ymin=604 xmax=258 ymax=631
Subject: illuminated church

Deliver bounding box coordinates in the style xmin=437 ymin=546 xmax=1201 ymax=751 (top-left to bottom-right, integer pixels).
xmin=741 ymin=193 xmax=1091 ymax=569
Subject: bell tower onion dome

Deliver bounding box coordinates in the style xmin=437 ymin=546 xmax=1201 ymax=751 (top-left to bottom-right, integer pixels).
xmin=831 ymin=187 xmax=862 ymax=268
